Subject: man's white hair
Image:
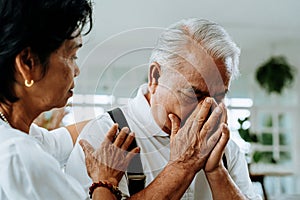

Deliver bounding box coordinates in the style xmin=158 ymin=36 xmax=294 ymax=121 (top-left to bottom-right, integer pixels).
xmin=149 ymin=18 xmax=240 ymax=80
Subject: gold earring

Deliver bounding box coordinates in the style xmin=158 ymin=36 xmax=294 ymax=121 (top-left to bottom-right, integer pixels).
xmin=25 ymin=80 xmax=34 ymax=87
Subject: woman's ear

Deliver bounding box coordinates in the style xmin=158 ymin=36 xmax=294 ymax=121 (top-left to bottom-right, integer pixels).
xmin=148 ymin=62 xmax=161 ymax=94
xmin=15 ymin=47 xmax=37 ymax=84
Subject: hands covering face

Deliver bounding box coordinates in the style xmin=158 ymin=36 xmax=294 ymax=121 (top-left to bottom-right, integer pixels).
xmin=79 ymin=97 xmax=229 ymax=188
xmin=168 ymin=97 xmax=229 ymax=174
xmin=79 ymin=124 xmax=140 ymax=186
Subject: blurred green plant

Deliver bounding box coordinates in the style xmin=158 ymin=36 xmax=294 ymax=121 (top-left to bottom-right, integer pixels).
xmin=238 ymin=117 xmax=258 ymax=142
xmin=252 ymin=151 xmax=290 ymax=164
xmin=255 ymin=55 xmax=296 ymax=94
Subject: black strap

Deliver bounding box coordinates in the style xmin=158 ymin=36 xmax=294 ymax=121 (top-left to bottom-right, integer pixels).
xmin=107 ymin=108 xmax=146 ymax=196
xmin=222 ymin=154 xmax=228 ymax=169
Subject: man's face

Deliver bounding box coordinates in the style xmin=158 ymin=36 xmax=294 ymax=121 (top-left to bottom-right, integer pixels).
xmin=149 ymin=47 xmax=230 ymax=134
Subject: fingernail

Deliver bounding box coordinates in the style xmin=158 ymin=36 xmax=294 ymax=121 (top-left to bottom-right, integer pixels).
xmin=205 ymin=98 xmax=211 ymax=103
xmin=123 ymin=127 xmax=129 ymax=133
xmin=215 ymin=106 xmax=222 ymax=113
xmin=129 ymin=132 xmax=135 ymax=136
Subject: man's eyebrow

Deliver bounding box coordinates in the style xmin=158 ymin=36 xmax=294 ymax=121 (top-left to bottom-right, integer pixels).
xmin=190 ymin=86 xmax=229 ymax=98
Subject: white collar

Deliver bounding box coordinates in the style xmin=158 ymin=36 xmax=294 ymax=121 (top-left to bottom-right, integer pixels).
xmin=0 ymin=118 xmax=11 ymax=128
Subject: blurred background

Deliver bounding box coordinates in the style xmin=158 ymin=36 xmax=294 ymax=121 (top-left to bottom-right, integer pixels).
xmin=37 ymin=1 xmax=300 ymax=199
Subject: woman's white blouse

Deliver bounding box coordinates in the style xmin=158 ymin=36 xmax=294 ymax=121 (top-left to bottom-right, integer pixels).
xmin=0 ymin=121 xmax=87 ymax=200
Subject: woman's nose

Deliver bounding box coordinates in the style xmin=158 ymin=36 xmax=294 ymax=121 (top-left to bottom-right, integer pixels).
xmin=74 ymin=65 xmax=80 ymax=77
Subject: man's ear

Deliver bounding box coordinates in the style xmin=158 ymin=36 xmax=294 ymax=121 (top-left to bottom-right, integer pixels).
xmin=148 ymin=62 xmax=161 ymax=94
xmin=15 ymin=47 xmax=37 ymax=83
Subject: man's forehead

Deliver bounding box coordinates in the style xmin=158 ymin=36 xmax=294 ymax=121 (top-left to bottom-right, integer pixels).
xmin=186 ymin=47 xmax=229 ymax=91
xmin=182 ymin=40 xmax=216 ymax=70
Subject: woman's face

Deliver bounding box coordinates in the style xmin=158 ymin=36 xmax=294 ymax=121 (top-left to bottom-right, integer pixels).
xmin=30 ymin=35 xmax=82 ymax=111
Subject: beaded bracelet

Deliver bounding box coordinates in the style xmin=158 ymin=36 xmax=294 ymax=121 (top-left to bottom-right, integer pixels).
xmin=89 ymin=180 xmax=123 ymax=200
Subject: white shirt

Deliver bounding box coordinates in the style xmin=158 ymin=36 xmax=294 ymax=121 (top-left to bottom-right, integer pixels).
xmin=0 ymin=121 xmax=86 ymax=200
xmin=66 ymin=84 xmax=261 ymax=200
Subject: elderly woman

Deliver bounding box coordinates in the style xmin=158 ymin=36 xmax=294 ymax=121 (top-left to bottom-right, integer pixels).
xmin=0 ymin=0 xmax=137 ymax=199
xmin=0 ymin=0 xmax=230 ymax=199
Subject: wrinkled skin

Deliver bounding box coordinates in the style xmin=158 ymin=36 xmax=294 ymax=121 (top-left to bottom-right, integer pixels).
xmin=79 ymin=124 xmax=140 ymax=186
xmin=168 ymin=97 xmax=229 ymax=174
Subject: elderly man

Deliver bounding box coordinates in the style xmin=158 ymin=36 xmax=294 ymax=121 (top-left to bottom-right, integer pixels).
xmin=66 ymin=18 xmax=261 ymax=199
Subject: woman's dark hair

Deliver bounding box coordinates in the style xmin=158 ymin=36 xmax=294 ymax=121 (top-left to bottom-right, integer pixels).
xmin=0 ymin=0 xmax=93 ymax=103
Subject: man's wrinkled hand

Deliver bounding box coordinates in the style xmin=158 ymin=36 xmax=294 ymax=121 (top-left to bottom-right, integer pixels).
xmin=168 ymin=97 xmax=225 ymax=174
